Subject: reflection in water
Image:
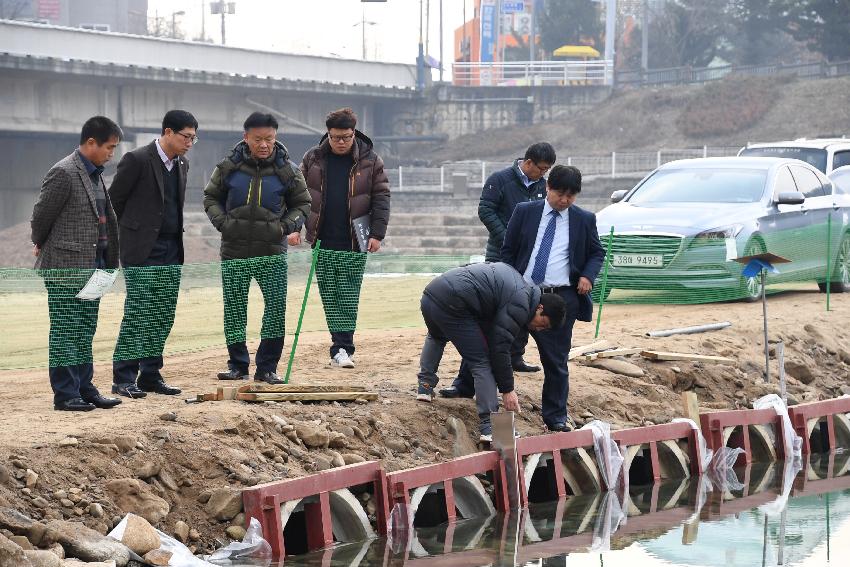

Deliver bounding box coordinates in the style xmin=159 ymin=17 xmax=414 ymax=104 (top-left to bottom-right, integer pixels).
xmin=263 ymin=453 xmax=850 ymax=566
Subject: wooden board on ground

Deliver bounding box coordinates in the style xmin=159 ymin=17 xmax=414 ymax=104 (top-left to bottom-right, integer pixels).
xmin=568 ymin=340 xmax=613 ymax=361
xmin=582 ymin=347 xmax=643 ymax=362
xmin=681 ymin=392 xmax=700 ymax=423
xmin=237 ymin=392 xmax=379 ymax=403
xmin=217 ymin=386 xmax=239 ymax=401
xmin=640 ymin=350 xmax=734 ymax=363
xmin=237 ymin=384 xmax=368 ymax=394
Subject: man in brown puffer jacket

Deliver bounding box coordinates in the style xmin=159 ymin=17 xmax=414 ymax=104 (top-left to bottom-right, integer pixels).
xmin=289 ymin=107 xmax=390 ymax=368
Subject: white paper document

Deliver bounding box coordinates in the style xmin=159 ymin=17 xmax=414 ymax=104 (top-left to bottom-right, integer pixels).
xmin=75 ymin=269 xmax=118 ymax=300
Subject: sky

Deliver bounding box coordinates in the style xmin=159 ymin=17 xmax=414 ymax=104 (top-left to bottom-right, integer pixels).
xmin=148 ymin=0 xmax=469 ymax=73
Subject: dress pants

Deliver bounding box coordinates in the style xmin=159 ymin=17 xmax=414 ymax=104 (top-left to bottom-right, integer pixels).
xmin=221 ymin=254 xmax=287 ymax=374
xmin=113 ymin=237 xmax=182 ymax=387
xmin=450 ymin=287 xmax=580 ymax=428
xmin=417 ymin=295 xmax=499 ymax=435
xmin=45 ymin=273 xmax=102 ymax=404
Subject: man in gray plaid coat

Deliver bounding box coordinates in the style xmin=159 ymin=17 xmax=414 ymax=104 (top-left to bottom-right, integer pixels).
xmin=30 ymin=116 xmax=124 ymax=412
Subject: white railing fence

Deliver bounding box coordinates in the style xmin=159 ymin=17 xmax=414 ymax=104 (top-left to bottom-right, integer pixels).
xmin=389 ymin=146 xmax=741 ymax=192
xmin=452 ymin=60 xmax=614 ymax=87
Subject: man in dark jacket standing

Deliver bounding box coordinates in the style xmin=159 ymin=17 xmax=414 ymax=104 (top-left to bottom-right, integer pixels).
xmin=108 ymin=110 xmax=198 ymax=399
xmin=414 ymin=262 xmax=566 ymax=442
xmin=478 ymin=142 xmax=555 ymax=373
xmin=31 ymin=116 xmax=123 ymax=411
xmin=204 ymin=112 xmax=311 ymax=384
xmin=291 ymin=108 xmax=390 ymax=368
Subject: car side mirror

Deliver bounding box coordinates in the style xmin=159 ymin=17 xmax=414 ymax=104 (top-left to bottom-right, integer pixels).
xmin=610 ymin=190 xmax=628 ymax=203
xmin=775 ymin=191 xmax=805 ymax=205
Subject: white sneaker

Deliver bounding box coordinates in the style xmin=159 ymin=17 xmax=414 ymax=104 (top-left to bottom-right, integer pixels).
xmin=330 ymin=350 xmax=355 ymax=368
xmin=479 ymin=434 xmax=493 ymax=443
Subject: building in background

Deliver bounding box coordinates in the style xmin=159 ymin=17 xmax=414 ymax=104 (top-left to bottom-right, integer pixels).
xmin=3 ymin=0 xmax=148 ymax=34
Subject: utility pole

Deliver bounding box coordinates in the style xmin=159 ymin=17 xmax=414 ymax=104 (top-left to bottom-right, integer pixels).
xmin=494 ymin=0 xmax=502 ymax=62
xmin=200 ymin=0 xmax=205 ymax=42
xmin=439 ymin=0 xmax=444 ymax=81
xmin=529 ymin=0 xmax=535 ymax=62
xmin=417 ymin=0 xmax=425 ymax=89
xmin=362 ymin=8 xmax=367 ymax=59
xmin=604 ymin=0 xmax=615 ymax=84
xmin=425 ymin=0 xmax=430 ymax=56
xmin=641 ymin=0 xmax=649 ymax=70
xmin=220 ymin=7 xmax=225 ymax=44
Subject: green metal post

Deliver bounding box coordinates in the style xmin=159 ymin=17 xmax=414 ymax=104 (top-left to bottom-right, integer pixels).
xmin=284 ymin=240 xmax=321 ymax=384
xmin=827 ymin=213 xmax=832 ymax=312
xmin=594 ymin=226 xmax=615 ymax=339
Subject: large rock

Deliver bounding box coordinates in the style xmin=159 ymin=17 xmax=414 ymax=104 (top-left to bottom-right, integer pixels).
xmin=446 ymin=417 xmax=478 ymax=458
xmin=43 ymin=520 xmax=130 ymax=566
xmin=119 ymin=514 xmax=159 ymax=556
xmin=205 ymin=488 xmax=243 ymax=521
xmin=589 ymin=358 xmax=645 ymax=378
xmin=104 ymin=480 xmax=170 ymax=524
xmin=784 ymin=359 xmax=815 ymax=385
xmin=172 ymin=520 xmax=190 ymax=543
xmin=0 ymin=506 xmax=35 ymax=534
xmin=0 ymin=532 xmax=32 ymax=567
xmin=294 ymin=423 xmax=329 ymax=448
xmin=23 ymin=550 xmax=61 ymax=567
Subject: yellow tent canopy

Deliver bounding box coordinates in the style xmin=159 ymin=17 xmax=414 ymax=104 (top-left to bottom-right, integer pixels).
xmin=553 ymin=45 xmax=600 ymax=58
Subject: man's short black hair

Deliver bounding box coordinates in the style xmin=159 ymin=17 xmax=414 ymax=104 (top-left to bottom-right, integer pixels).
xmin=80 ymin=116 xmax=123 ymax=145
xmin=524 ymin=142 xmax=556 ymax=165
xmin=547 ymin=165 xmax=582 ymax=194
xmin=539 ymin=293 xmax=567 ymax=329
xmin=243 ymin=112 xmax=278 ymax=131
xmin=326 ymin=107 xmax=358 ymax=130
xmin=162 ymin=110 xmax=198 ymax=134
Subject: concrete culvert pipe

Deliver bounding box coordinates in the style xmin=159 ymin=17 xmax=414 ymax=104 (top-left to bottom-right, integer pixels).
xmin=279 ymin=488 xmax=375 ymax=551
xmin=723 ymin=424 xmax=777 ymax=463
xmin=805 ymin=413 xmax=850 ymax=454
xmin=561 ymin=447 xmax=603 ymax=494
xmin=407 ymin=476 xmax=495 ymax=528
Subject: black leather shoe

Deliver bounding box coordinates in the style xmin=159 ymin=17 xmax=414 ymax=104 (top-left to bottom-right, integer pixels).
xmin=512 ymin=359 xmax=542 ymax=372
xmin=111 ymin=383 xmax=147 ymax=399
xmin=546 ymin=422 xmax=574 ymax=433
xmin=139 ymin=380 xmax=182 ymax=395
xmin=83 ymin=394 xmax=122 ymax=409
xmin=254 ymin=371 xmax=284 ymax=385
xmin=217 ymin=368 xmax=249 ymax=381
xmin=54 ymin=397 xmax=96 ymax=412
xmin=438 ymin=386 xmax=474 ymax=399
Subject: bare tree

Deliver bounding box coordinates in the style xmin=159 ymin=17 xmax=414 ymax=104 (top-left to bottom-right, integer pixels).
xmin=0 ymin=0 xmax=31 ymax=20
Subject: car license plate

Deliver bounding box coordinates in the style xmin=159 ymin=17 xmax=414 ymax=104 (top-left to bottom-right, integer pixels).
xmin=612 ymin=254 xmax=663 ymax=267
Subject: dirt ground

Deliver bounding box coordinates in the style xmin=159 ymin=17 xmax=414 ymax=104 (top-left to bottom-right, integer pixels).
xmin=0 ymin=291 xmax=848 ymax=554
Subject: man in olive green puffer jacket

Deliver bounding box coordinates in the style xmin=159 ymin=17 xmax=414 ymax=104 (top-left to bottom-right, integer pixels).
xmin=203 ymin=112 xmax=311 ymax=384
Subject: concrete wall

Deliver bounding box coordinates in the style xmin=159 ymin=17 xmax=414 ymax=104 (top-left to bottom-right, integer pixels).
xmin=417 ymin=84 xmax=611 ymax=140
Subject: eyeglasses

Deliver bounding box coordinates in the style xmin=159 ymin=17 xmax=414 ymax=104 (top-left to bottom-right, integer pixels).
xmin=175 ymin=131 xmax=199 ymax=144
xmin=532 ymin=162 xmax=551 ymax=174
xmin=329 ymin=134 xmax=354 ymax=143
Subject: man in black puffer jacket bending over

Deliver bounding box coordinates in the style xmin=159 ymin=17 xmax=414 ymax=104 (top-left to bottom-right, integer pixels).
xmin=415 ymin=262 xmax=566 ymax=442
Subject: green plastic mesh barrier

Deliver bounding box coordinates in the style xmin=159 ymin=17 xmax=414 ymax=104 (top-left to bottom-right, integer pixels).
xmin=0 ymin=251 xmax=471 ymax=371
xmin=2 ymin=216 xmax=845 ymax=371
xmin=591 ymin=215 xmax=850 ymax=306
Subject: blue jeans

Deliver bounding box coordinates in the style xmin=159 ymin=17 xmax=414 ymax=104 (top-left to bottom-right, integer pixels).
xmin=417 ymin=295 xmax=499 ymax=435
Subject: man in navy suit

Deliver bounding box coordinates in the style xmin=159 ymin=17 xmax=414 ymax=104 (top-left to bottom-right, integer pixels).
xmin=440 ymin=165 xmax=604 ymax=432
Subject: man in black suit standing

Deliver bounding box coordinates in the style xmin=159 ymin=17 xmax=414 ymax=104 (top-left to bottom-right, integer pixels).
xmin=501 ymin=165 xmax=605 ymax=431
xmin=108 ymin=110 xmax=198 ymax=398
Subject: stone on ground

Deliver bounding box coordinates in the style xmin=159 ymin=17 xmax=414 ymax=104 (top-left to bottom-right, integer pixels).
xmin=43 ymin=520 xmax=130 ymax=566
xmin=205 ymin=488 xmax=243 ymax=521
xmin=104 ymin=479 xmax=170 ymax=524
xmin=119 ymin=514 xmax=159 ymax=556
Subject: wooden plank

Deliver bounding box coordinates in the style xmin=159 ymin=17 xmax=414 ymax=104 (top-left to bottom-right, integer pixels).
xmin=681 ymin=392 xmax=700 ymax=423
xmin=568 ymin=340 xmax=613 ymax=361
xmin=640 ymin=350 xmax=734 ymax=363
xmin=217 ymin=386 xmax=239 ymax=401
xmin=200 ymin=393 xmax=217 ymax=402
xmin=583 ymin=347 xmax=643 ymax=361
xmin=237 ymin=392 xmax=379 ymax=402
xmin=236 ymin=384 xmax=368 ymax=394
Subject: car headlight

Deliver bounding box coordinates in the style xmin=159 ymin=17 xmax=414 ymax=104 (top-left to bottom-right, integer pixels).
xmin=694 ymin=224 xmax=744 ymax=241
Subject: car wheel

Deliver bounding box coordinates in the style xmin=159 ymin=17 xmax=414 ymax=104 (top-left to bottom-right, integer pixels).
xmin=818 ymin=233 xmax=850 ymax=293
xmin=739 ymin=239 xmax=765 ymax=302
